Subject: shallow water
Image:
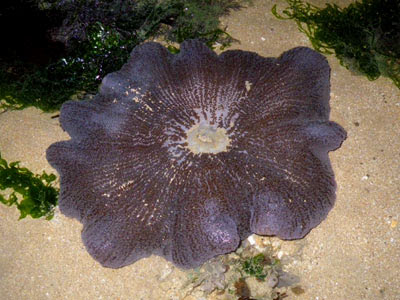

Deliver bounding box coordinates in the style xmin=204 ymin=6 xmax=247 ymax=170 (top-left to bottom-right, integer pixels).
xmin=1 ymin=1 xmax=399 ymax=299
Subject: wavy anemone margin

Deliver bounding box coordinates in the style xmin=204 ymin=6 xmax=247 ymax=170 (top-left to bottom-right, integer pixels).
xmin=47 ymin=40 xmax=346 ymax=269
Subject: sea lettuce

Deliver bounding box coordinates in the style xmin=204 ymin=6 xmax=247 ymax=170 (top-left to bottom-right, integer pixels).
xmin=0 ymin=152 xmax=58 ymax=220
xmin=272 ymin=0 xmax=400 ymax=89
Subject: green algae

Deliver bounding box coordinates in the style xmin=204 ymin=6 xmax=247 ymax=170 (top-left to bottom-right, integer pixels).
xmin=272 ymin=0 xmax=400 ymax=89
xmin=0 ymin=0 xmax=249 ymax=112
xmin=241 ymin=253 xmax=280 ymax=281
xmin=0 ymin=152 xmax=58 ymax=220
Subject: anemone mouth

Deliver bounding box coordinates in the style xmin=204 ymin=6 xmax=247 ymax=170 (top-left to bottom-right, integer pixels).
xmin=185 ymin=122 xmax=231 ymax=155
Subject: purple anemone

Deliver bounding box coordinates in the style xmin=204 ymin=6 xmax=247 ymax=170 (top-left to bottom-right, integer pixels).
xmin=46 ymin=40 xmax=346 ymax=269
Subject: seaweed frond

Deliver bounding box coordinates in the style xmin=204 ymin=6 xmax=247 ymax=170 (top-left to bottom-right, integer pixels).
xmin=272 ymin=0 xmax=400 ymax=89
xmin=0 ymin=152 xmax=59 ymax=220
xmin=0 ymin=0 xmax=249 ymax=112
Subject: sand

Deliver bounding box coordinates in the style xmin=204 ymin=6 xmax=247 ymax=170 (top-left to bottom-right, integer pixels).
xmin=1 ymin=0 xmax=399 ymax=299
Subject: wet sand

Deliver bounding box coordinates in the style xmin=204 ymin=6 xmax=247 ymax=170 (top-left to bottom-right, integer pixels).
xmin=1 ymin=0 xmax=399 ymax=299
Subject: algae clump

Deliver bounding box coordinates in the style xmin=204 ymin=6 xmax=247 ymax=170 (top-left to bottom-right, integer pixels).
xmin=0 ymin=152 xmax=59 ymax=220
xmin=272 ymin=0 xmax=400 ymax=89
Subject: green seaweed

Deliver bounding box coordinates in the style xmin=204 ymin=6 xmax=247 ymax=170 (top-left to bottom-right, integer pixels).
xmin=241 ymin=253 xmax=280 ymax=281
xmin=272 ymin=0 xmax=400 ymax=89
xmin=0 ymin=152 xmax=59 ymax=220
xmin=0 ymin=0 xmax=249 ymax=112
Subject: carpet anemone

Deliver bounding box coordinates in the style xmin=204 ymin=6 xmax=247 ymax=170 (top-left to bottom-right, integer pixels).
xmin=47 ymin=40 xmax=346 ymax=269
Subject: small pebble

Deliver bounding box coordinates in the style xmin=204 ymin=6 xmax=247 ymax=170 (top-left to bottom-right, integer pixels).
xmin=390 ymin=220 xmax=398 ymax=228
xmin=267 ymin=273 xmax=279 ymax=288
xmin=247 ymin=235 xmax=256 ymax=245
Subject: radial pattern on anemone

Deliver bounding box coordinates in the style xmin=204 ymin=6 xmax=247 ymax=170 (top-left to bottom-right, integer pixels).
xmin=46 ymin=40 xmax=346 ymax=269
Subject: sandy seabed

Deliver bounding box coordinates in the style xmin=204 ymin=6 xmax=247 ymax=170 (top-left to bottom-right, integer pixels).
xmin=1 ymin=1 xmax=399 ymax=299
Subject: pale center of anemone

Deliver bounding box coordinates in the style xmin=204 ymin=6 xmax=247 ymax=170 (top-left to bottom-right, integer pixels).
xmin=185 ymin=123 xmax=230 ymax=154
